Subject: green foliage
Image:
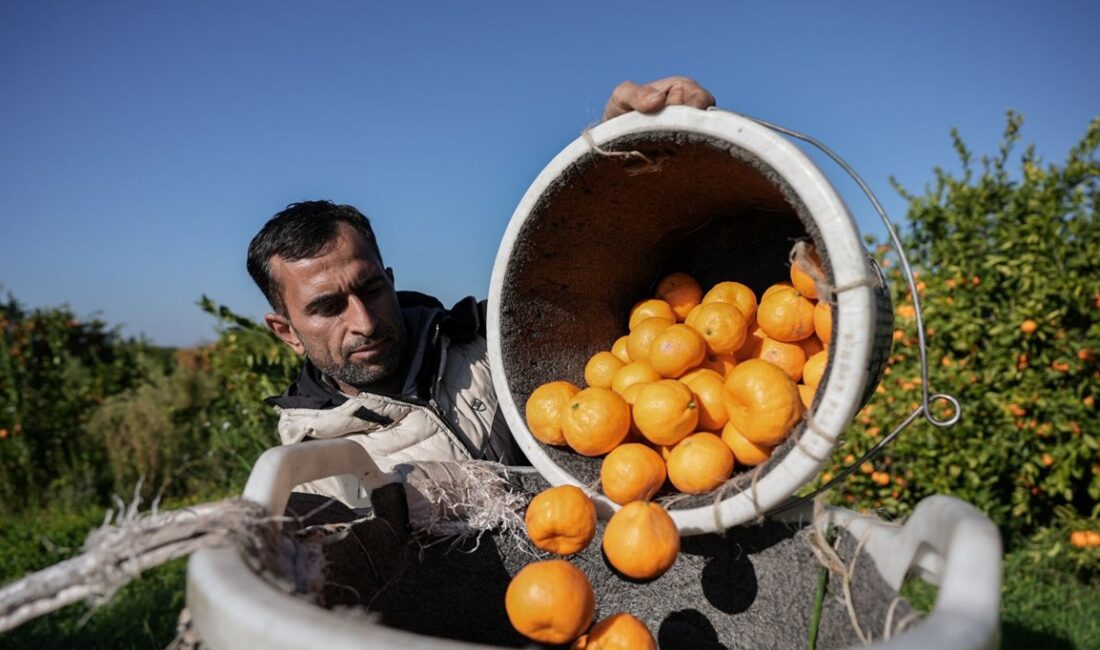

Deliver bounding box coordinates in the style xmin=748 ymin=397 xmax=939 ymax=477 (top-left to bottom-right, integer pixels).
xmin=0 ymin=294 xmax=170 ymax=515
xmin=0 ymin=504 xmax=190 ymax=650
xmin=819 ymin=113 xmax=1100 ymax=543
xmin=197 ymin=295 xmax=301 ymax=485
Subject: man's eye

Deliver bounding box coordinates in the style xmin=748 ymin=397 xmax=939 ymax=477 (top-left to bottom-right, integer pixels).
xmin=315 ymin=299 xmax=345 ymax=316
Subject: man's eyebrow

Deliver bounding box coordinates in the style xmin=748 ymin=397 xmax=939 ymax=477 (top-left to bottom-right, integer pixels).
xmin=303 ymin=292 xmax=345 ymax=315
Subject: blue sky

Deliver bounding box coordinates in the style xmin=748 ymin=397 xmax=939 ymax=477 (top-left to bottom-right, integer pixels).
xmin=1 ymin=1 xmax=1097 ymax=347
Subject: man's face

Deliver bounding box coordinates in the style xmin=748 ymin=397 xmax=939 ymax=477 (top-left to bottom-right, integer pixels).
xmin=265 ymin=224 xmax=404 ymax=394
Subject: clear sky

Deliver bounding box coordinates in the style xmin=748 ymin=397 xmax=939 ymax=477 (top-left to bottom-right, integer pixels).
xmin=1 ymin=1 xmax=1097 ymax=347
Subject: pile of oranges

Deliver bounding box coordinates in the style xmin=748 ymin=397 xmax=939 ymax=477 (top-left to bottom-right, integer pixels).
xmin=525 ymin=244 xmax=831 ymax=502
xmin=506 ymin=245 xmax=831 ymax=647
xmin=506 ymin=484 xmax=669 ymax=648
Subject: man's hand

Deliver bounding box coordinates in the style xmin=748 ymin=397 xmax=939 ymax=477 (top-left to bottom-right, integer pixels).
xmin=602 ymin=76 xmax=716 ymax=121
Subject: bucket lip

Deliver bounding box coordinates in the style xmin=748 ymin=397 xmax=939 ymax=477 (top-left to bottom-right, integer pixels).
xmin=487 ymin=106 xmax=879 ymax=533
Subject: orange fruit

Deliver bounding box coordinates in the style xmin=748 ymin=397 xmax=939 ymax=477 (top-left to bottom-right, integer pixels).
xmin=632 ymin=380 xmax=699 ymax=446
xmin=585 ymin=351 xmax=626 ymax=389
xmin=655 ymin=272 xmax=703 ymax=321
xmin=1020 ymin=319 xmax=1038 ymax=334
xmin=611 ymin=361 xmax=662 ymax=403
xmin=724 ymin=359 xmax=804 ymax=446
xmin=684 ymin=301 xmax=749 ymax=355
xmin=601 ymin=443 xmax=667 ymax=505
xmin=572 ymin=613 xmax=657 ymax=650
xmin=667 ymin=432 xmax=735 ymax=494
xmin=679 ymin=368 xmax=729 ymax=431
xmin=505 ymin=559 xmax=595 ymax=644
xmin=648 ymin=324 xmax=707 ymax=378
xmin=1087 ymin=531 xmax=1100 ymax=547
xmin=756 ymin=336 xmax=807 ymax=381
xmin=761 ymin=281 xmax=793 ymax=301
xmin=562 ymin=387 xmax=632 ymax=456
xmin=526 ymin=381 xmax=582 ymax=446
xmin=734 ymin=324 xmax=767 ymax=362
xmin=789 ymin=243 xmax=824 ymax=300
xmin=797 ymin=383 xmax=816 ymax=409
xmin=525 ymin=485 xmax=597 ymax=555
xmin=602 ymin=501 xmax=680 ymax=580
xmin=802 ymin=350 xmax=828 ymax=389
xmin=721 ymin=421 xmax=774 ymax=466
xmin=629 ymin=299 xmax=676 ymax=330
xmin=799 ymin=334 xmax=824 ymax=358
xmin=1070 ymin=531 xmax=1088 ymax=548
xmin=757 ymin=285 xmax=815 ymax=342
xmin=702 ymin=281 xmax=757 ymax=322
xmin=611 ymin=335 xmax=631 ymax=363
xmin=814 ymin=302 xmax=832 ymax=345
xmin=626 ymin=317 xmax=673 ymax=362
xmin=698 ymin=352 xmax=737 ymax=377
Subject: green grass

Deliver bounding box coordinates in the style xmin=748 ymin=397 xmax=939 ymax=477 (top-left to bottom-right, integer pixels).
xmin=903 ymin=548 xmax=1100 ymax=649
xmin=4 ymin=505 xmax=1099 ymax=648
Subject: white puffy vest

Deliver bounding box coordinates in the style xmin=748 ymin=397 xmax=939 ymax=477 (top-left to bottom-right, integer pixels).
xmin=272 ymin=334 xmax=507 ymax=509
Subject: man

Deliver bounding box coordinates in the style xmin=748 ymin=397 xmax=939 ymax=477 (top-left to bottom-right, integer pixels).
xmin=247 ymin=77 xmax=716 ymax=507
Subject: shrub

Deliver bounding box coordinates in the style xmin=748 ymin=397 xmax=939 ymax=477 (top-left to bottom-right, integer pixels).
xmin=819 ymin=113 xmax=1100 ymax=542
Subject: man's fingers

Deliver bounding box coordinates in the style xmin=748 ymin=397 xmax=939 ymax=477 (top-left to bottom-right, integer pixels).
xmin=602 ymin=76 xmax=716 ymax=121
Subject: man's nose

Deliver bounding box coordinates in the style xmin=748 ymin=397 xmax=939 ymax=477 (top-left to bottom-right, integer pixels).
xmin=346 ymin=295 xmax=377 ymax=337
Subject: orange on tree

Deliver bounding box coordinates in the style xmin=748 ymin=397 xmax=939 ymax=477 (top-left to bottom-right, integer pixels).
xmin=600 ymin=443 xmax=667 ymax=505
xmin=667 ymin=432 xmax=735 ymax=494
xmin=602 ymin=501 xmax=680 ymax=580
xmin=505 ymin=559 xmax=595 ymax=645
xmin=802 ymin=350 xmax=828 ymax=389
xmin=1020 ymin=319 xmax=1038 ymax=334
xmin=1070 ymin=531 xmax=1088 ymax=548
xmin=814 ymin=301 xmax=832 ymax=345
xmin=611 ymin=361 xmax=662 ymax=404
xmin=648 ymin=324 xmax=707 ymax=378
xmin=626 ymin=317 xmax=673 ymax=363
xmin=1087 ymin=531 xmax=1100 ymax=547
xmin=562 ymin=387 xmax=632 ymax=456
xmin=789 ymin=242 xmax=824 ymax=299
xmin=756 ymin=336 xmax=808 ymax=382
xmin=632 ymin=379 xmax=699 ymax=446
xmin=571 ymin=612 xmax=657 ymax=650
xmin=611 ymin=335 xmax=631 ymax=363
xmin=721 ymin=421 xmax=774 ymax=466
xmin=679 ymin=368 xmax=729 ymax=431
xmin=628 ymin=299 xmax=676 ymax=330
xmin=724 ymin=359 xmax=804 ymax=446
xmin=585 ymin=351 xmax=626 ymax=389
xmin=525 ymin=485 xmax=597 ymax=555
xmin=757 ymin=285 xmax=816 ymax=342
xmin=526 ymin=381 xmax=582 ymax=446
xmin=684 ymin=301 xmax=749 ymax=355
xmin=702 ymin=280 xmax=757 ymax=322
xmin=655 ymin=272 xmax=703 ymax=321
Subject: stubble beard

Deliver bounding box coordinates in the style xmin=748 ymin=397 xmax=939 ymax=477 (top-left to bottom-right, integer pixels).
xmin=305 ymin=325 xmax=405 ymax=393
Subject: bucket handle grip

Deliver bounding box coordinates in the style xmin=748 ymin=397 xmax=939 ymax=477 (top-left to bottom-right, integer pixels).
xmin=706 ymin=109 xmax=963 ymax=512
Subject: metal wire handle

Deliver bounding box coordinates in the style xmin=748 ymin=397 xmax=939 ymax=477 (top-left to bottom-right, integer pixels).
xmin=704 ymin=108 xmax=962 ymax=513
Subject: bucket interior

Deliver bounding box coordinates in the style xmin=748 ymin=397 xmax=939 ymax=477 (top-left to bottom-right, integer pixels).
xmin=498 ymin=131 xmax=835 ymax=499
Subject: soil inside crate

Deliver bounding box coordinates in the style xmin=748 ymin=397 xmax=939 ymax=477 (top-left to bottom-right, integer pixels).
xmin=283 ymin=470 xmax=913 ymax=649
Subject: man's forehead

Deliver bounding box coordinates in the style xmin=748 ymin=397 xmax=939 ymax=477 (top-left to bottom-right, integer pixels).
xmin=270 ymin=226 xmax=386 ymax=295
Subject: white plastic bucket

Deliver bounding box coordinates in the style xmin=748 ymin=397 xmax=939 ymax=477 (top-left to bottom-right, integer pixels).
xmin=486 ymin=106 xmax=892 ymax=534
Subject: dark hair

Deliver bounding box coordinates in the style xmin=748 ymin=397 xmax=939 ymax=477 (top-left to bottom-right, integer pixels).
xmin=247 ymin=200 xmax=383 ymax=314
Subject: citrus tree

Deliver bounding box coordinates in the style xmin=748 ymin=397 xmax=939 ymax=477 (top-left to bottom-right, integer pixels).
xmin=822 ymin=113 xmax=1100 ymax=544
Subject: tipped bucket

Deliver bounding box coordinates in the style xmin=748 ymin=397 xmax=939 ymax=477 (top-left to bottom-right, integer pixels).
xmin=487 ymin=106 xmax=891 ymax=534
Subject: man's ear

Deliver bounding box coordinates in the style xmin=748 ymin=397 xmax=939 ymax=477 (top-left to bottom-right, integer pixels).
xmin=265 ymin=313 xmax=305 ymax=356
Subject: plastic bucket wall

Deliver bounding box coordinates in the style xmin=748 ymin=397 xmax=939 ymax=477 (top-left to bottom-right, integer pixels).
xmin=487 ymin=107 xmax=892 ymax=534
